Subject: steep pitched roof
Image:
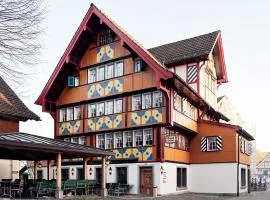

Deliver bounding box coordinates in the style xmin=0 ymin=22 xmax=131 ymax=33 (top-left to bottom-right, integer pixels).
xmin=256 ymin=152 xmax=270 ymax=166
xmin=0 ymin=77 xmax=40 ymax=121
xmin=148 ymin=31 xmax=220 ymax=66
xmin=35 ymin=3 xmax=172 ymax=106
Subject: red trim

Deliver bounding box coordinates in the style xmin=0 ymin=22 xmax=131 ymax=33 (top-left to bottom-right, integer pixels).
xmin=35 ymin=4 xmax=172 ymax=106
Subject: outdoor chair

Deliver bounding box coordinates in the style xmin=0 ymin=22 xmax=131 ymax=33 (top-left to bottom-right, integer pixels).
xmin=111 ymin=183 xmax=125 ymax=196
xmin=10 ymin=180 xmax=23 ymax=199
xmin=76 ymin=180 xmax=88 ymax=195
xmin=63 ymin=180 xmax=77 ymax=196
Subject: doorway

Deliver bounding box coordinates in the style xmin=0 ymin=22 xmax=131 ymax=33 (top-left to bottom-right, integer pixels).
xmin=140 ymin=167 xmax=153 ymax=196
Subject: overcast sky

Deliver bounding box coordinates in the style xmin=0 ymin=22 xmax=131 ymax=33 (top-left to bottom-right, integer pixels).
xmin=20 ymin=0 xmax=270 ymax=151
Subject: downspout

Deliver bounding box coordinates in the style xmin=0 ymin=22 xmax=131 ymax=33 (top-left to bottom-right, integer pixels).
xmin=237 ymin=132 xmax=240 ymax=196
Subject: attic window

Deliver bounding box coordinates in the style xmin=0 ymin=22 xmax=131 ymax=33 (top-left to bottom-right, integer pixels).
xmin=99 ymin=30 xmax=113 ymax=46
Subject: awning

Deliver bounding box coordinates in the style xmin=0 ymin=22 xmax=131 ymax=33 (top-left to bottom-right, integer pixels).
xmin=0 ymin=132 xmax=113 ymax=161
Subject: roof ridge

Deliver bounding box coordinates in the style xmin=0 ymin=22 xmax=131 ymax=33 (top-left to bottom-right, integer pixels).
xmin=148 ymin=30 xmax=221 ymax=50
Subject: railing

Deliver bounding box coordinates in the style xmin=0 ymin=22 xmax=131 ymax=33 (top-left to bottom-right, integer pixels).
xmin=172 ymin=110 xmax=198 ymax=133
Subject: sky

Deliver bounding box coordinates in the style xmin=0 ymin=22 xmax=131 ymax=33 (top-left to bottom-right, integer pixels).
xmin=19 ymin=0 xmax=270 ymax=151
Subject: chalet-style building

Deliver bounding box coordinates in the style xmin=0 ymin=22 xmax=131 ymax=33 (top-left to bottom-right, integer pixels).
xmin=35 ymin=4 xmax=254 ymax=196
xmin=0 ymin=76 xmax=40 ymax=180
xmin=254 ymin=152 xmax=270 ymax=185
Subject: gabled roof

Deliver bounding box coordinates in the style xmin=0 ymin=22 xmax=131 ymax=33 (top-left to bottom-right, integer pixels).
xmin=217 ymin=95 xmax=226 ymax=102
xmin=0 ymin=77 xmax=40 ymax=121
xmin=149 ymin=30 xmax=228 ymax=83
xmin=149 ymin=31 xmax=220 ymax=65
xmin=256 ymin=152 xmax=270 ymax=167
xmin=35 ymin=3 xmax=172 ymax=106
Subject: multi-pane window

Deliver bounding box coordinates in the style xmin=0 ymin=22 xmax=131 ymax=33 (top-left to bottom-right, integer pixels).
xmin=134 ymin=130 xmax=143 ymax=147
xmin=66 ymin=107 xmax=74 ymax=121
xmin=143 ymin=129 xmax=153 ymax=146
xmin=87 ymin=60 xmax=123 ymax=84
xmin=115 ymin=132 xmax=123 ymax=148
xmin=123 ymin=131 xmax=133 ymax=148
xmin=97 ymin=66 xmax=105 ymax=82
xmin=69 ymin=136 xmax=86 ymax=145
xmin=142 ymin=93 xmax=152 ymax=109
xmin=115 ymin=61 xmax=123 ymax=77
xmin=241 ymin=168 xmax=246 ymax=187
xmin=96 ymin=102 xmax=105 ymax=116
xmin=114 ymin=99 xmax=122 ymax=114
xmin=153 ymin=91 xmax=162 ymax=107
xmin=88 ymin=98 xmax=123 ymax=118
xmin=106 ymin=133 xmax=114 ymax=149
xmin=105 ymin=63 xmax=114 ymax=79
xmin=207 ymin=137 xmax=217 ymax=151
xmin=88 ymin=68 xmax=96 ymax=83
xmin=134 ymin=59 xmax=143 ymax=73
xmin=97 ymin=135 xmax=105 ymax=149
xmin=177 ymin=168 xmax=187 ymax=188
xmin=59 ymin=109 xmax=67 ymax=122
xmin=74 ymin=106 xmax=81 ymax=120
xmin=88 ymin=104 xmax=96 ymax=118
xmin=99 ymin=30 xmax=113 ymax=46
xmin=71 ymin=137 xmax=79 ymax=144
xmin=105 ymin=100 xmax=113 ymax=115
xmin=132 ymin=95 xmax=142 ymax=111
xmin=132 ymin=91 xmax=162 ymax=111
xmin=79 ymin=136 xmax=86 ymax=145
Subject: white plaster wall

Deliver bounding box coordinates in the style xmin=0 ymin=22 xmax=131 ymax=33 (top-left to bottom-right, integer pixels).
xmin=189 ymin=83 xmax=197 ymax=92
xmin=190 ymin=163 xmax=237 ymax=194
xmin=175 ymin=65 xmax=186 ymax=81
xmin=0 ymin=160 xmax=20 ymax=180
xmin=159 ymin=162 xmax=190 ymax=195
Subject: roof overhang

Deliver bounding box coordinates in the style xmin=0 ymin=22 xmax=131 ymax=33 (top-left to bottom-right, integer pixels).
xmin=0 ymin=132 xmax=113 ymax=161
xmin=35 ymin=4 xmax=172 ymax=106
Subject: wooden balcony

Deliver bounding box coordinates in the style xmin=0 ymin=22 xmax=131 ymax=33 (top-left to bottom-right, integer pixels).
xmin=172 ymin=110 xmax=198 ymax=133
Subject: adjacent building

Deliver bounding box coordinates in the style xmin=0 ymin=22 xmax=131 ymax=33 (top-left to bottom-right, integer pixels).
xmin=0 ymin=77 xmax=40 ymax=180
xmin=254 ymin=151 xmax=270 ymax=184
xmin=35 ymin=4 xmax=254 ymax=196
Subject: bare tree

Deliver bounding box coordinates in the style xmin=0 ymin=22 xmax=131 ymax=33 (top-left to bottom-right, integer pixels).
xmin=0 ymin=0 xmax=45 ymax=88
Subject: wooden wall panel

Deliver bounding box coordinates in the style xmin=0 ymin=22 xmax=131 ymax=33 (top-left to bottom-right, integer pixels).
xmin=164 ymin=147 xmax=190 ymax=163
xmin=190 ymin=123 xmax=237 ymax=163
xmin=0 ymin=119 xmax=19 ymax=133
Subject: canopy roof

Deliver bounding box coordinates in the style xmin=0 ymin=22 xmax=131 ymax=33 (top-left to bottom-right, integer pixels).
xmin=0 ymin=132 xmax=113 ymax=161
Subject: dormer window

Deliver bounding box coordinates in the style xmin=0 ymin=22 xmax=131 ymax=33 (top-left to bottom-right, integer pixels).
xmin=99 ymin=30 xmax=113 ymax=46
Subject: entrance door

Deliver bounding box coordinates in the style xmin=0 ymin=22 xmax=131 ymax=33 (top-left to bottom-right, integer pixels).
xmin=96 ymin=168 xmax=102 ymax=184
xmin=140 ymin=167 xmax=153 ymax=196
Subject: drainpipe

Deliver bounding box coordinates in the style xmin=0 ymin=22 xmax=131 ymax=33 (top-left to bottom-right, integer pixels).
xmin=237 ymin=133 xmax=240 ymax=196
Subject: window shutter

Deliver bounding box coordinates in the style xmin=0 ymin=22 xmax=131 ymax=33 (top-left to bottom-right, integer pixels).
xmin=216 ymin=136 xmax=223 ymax=151
xmin=68 ymin=76 xmax=75 ymax=87
xmin=187 ymin=65 xmax=198 ymax=83
xmin=201 ymin=137 xmax=207 ymax=152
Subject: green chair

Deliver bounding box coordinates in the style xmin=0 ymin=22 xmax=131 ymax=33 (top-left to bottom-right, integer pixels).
xmin=63 ymin=180 xmax=77 ymax=196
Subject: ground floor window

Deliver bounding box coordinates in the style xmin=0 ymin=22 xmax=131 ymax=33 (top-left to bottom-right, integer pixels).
xmin=241 ymin=168 xmax=246 ymax=187
xmin=62 ymin=168 xmax=69 ymax=180
xmin=177 ymin=168 xmax=187 ymax=188
xmin=96 ymin=168 xmax=102 ymax=184
xmin=37 ymin=170 xmax=43 ymax=179
xmin=117 ymin=167 xmax=127 ymax=184
xmin=77 ymin=168 xmax=84 ymax=180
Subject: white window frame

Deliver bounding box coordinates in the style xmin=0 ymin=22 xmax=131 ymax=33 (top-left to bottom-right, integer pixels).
xmin=133 ymin=129 xmax=143 ymax=147
xmin=206 ymin=137 xmax=218 ymax=151
xmin=88 ymin=104 xmax=96 ymax=118
xmin=79 ymin=136 xmax=86 ymax=145
xmin=105 ymin=133 xmax=114 ymax=149
xmin=74 ymin=106 xmax=81 ymax=120
xmin=152 ymin=91 xmax=162 ymax=108
xmin=66 ymin=107 xmax=74 ymax=121
xmin=59 ymin=108 xmax=67 ymax=122
xmin=88 ymin=68 xmax=96 ymax=83
xmin=105 ymin=100 xmax=114 ymax=115
xmin=142 ymin=93 xmax=152 ymax=109
xmin=132 ymin=95 xmax=142 ymax=111
xmin=105 ymin=63 xmax=114 ymax=79
xmin=74 ymin=76 xmax=79 ymax=87
xmin=63 ymin=138 xmax=70 ymax=142
xmin=114 ymin=61 xmax=123 ymax=77
xmin=143 ymin=128 xmax=153 ymax=146
xmin=123 ymin=131 xmax=132 ymax=148
xmin=71 ymin=137 xmax=79 ymax=144
xmin=96 ymin=134 xmax=105 ymax=149
xmin=134 ymin=59 xmax=142 ymax=73
xmin=114 ymin=132 xmax=123 ymax=148
xmin=96 ymin=102 xmax=105 ymax=116
xmin=96 ymin=65 xmax=105 ymax=82
xmin=114 ymin=98 xmax=123 ymax=114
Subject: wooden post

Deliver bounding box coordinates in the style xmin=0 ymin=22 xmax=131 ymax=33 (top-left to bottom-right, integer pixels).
xmin=47 ymin=160 xmax=51 ymax=180
xmin=83 ymin=158 xmax=88 ymax=180
xmin=101 ymin=156 xmax=107 ymax=196
xmin=34 ymin=161 xmax=38 ymax=180
xmin=56 ymin=153 xmax=63 ymax=199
